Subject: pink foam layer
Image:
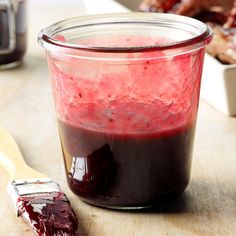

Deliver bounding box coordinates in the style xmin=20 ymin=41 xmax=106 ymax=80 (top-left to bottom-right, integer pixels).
xmin=49 ymin=36 xmax=204 ymax=133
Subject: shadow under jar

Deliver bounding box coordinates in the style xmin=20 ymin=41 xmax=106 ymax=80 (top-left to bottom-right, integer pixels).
xmin=0 ymin=0 xmax=27 ymax=69
xmin=38 ymin=13 xmax=212 ymax=209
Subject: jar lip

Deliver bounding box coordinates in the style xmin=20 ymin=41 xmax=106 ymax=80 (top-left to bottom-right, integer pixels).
xmin=38 ymin=12 xmax=212 ymax=53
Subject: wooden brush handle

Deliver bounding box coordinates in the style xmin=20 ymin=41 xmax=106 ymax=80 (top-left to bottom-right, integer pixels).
xmin=0 ymin=126 xmax=46 ymax=180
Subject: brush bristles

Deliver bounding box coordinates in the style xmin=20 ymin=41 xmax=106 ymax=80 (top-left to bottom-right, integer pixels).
xmin=7 ymin=178 xmax=61 ymax=215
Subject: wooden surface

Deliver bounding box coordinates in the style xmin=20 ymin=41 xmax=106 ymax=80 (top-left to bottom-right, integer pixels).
xmin=0 ymin=126 xmax=47 ymax=180
xmin=0 ymin=0 xmax=236 ymax=235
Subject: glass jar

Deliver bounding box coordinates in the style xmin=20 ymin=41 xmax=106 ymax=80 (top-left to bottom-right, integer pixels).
xmin=38 ymin=13 xmax=212 ymax=209
xmin=0 ymin=0 xmax=27 ymax=69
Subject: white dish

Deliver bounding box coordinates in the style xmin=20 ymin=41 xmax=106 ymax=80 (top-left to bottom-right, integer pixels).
xmin=201 ymin=53 xmax=236 ymax=116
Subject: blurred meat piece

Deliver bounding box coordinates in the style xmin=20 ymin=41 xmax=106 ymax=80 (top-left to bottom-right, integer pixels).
xmin=224 ymin=0 xmax=236 ymax=28
xmin=140 ymin=0 xmax=234 ymax=16
xmin=207 ymin=2 xmax=236 ymax=64
xmin=139 ymin=0 xmax=180 ymax=12
xmin=175 ymin=0 xmax=233 ymax=16
xmin=195 ymin=9 xmax=227 ymax=25
xmin=139 ymin=0 xmax=236 ymax=64
xmin=207 ymin=24 xmax=236 ymax=64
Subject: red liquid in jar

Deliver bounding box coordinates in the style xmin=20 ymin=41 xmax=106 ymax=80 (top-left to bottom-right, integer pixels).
xmin=49 ymin=36 xmax=204 ymax=207
xmin=59 ymin=120 xmax=195 ymax=207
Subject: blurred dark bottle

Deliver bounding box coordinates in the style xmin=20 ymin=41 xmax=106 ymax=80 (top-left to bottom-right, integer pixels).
xmin=0 ymin=0 xmax=27 ymax=69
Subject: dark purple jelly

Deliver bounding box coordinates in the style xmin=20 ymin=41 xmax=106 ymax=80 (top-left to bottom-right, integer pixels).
xmin=0 ymin=0 xmax=27 ymax=67
xmin=59 ymin=120 xmax=195 ymax=208
xmin=17 ymin=192 xmax=78 ymax=236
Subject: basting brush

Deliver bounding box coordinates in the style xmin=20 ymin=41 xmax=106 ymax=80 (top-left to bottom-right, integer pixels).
xmin=0 ymin=126 xmax=79 ymax=236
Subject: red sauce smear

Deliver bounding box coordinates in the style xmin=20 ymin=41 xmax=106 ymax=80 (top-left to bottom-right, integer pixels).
xmin=17 ymin=192 xmax=78 ymax=236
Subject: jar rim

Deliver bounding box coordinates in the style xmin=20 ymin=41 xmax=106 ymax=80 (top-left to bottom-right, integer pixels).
xmin=38 ymin=12 xmax=212 ymax=53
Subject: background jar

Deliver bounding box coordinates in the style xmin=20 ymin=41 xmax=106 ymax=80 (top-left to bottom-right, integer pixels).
xmin=0 ymin=0 xmax=27 ymax=69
